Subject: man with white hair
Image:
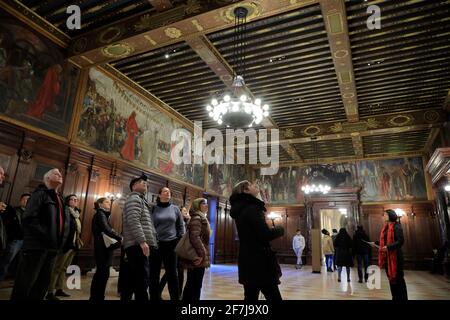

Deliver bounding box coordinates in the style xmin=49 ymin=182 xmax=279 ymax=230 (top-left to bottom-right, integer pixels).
xmin=11 ymin=168 xmax=71 ymax=300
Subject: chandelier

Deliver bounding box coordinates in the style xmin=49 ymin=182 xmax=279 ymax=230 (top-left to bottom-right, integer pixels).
xmin=206 ymin=7 xmax=269 ymax=128
xmin=301 ymin=137 xmax=331 ymax=195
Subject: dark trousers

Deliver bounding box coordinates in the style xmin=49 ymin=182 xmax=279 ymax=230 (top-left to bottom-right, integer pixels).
xmin=90 ymin=243 xmax=113 ymax=301
xmin=160 ymin=262 xmax=185 ymax=295
xmin=10 ymin=249 xmax=57 ymax=300
xmin=387 ymin=268 xmax=408 ymax=300
xmin=182 ymin=267 xmax=205 ymax=301
xmin=121 ymin=245 xmax=149 ymax=301
xmin=243 ymin=284 xmax=282 ymax=302
xmin=149 ymin=239 xmax=179 ymax=300
xmin=356 ymin=254 xmax=369 ymax=281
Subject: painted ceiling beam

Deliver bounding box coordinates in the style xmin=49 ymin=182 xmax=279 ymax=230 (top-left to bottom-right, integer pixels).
xmin=320 ymin=0 xmax=359 ymax=122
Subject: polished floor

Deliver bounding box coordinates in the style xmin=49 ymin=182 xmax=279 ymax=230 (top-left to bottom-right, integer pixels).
xmin=0 ymin=264 xmax=449 ymax=300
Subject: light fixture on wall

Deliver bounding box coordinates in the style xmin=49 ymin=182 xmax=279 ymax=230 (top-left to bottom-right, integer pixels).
xmin=394 ymin=208 xmax=405 ymax=218
xmin=267 ymin=211 xmax=281 ymax=227
xmin=105 ymin=192 xmax=122 ymax=210
xmin=444 ymin=184 xmax=450 ymax=192
xmin=206 ymin=7 xmax=269 ymax=128
xmin=301 ymin=137 xmax=331 ymax=195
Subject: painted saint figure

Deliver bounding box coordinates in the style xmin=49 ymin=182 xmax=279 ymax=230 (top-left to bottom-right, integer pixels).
xmin=26 ymin=64 xmax=62 ymax=119
xmin=120 ymin=111 xmax=139 ymax=161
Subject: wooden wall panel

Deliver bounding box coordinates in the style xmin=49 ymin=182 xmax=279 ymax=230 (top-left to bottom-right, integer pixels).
xmin=0 ymin=121 xmax=206 ymax=272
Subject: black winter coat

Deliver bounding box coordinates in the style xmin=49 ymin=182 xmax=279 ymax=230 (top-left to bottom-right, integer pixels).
xmin=22 ymin=184 xmax=71 ymax=251
xmin=353 ymin=230 xmax=370 ymax=255
xmin=92 ymin=208 xmax=122 ymax=250
xmin=334 ymin=232 xmax=354 ymax=267
xmin=0 ymin=205 xmax=23 ymax=241
xmin=229 ymin=193 xmax=284 ymax=286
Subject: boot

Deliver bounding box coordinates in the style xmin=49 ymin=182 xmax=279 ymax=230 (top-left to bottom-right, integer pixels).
xmin=55 ymin=289 xmax=71 ymax=297
xmin=46 ymin=292 xmax=60 ymax=301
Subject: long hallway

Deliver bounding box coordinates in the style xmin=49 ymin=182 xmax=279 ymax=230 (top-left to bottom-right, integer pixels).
xmin=1 ymin=264 xmax=448 ymax=300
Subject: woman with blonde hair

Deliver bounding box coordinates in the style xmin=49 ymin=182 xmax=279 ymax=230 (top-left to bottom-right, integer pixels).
xmin=181 ymin=198 xmax=211 ymax=301
xmin=229 ymin=180 xmax=284 ymax=301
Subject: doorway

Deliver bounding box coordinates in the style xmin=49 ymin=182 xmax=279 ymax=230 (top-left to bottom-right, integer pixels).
xmin=320 ymin=208 xmax=348 ymax=235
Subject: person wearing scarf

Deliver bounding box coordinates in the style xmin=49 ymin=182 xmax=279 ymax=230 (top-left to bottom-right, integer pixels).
xmin=377 ymin=209 xmax=408 ymax=300
xmin=180 ymin=198 xmax=211 ymax=301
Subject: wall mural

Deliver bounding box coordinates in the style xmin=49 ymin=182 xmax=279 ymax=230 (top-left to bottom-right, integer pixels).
xmin=0 ymin=12 xmax=80 ymax=137
xmin=208 ymin=164 xmax=248 ymax=198
xmin=254 ymin=157 xmax=427 ymax=204
xmin=256 ymin=163 xmax=356 ymax=204
xmin=76 ymin=68 xmax=204 ymax=187
xmin=358 ymin=157 xmax=427 ymax=202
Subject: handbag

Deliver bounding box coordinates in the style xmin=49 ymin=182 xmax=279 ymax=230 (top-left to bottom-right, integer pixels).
xmin=102 ymin=232 xmax=119 ymax=249
xmin=175 ymin=230 xmax=198 ymax=260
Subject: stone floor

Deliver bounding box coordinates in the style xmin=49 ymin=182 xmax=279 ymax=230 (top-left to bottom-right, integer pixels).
xmin=1 ymin=264 xmax=449 ymax=300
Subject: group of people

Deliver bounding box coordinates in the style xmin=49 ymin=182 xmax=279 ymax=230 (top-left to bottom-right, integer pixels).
xmin=0 ymin=163 xmax=407 ymax=301
xmin=0 ymin=166 xmax=212 ymax=301
xmin=320 ymin=210 xmax=408 ymax=300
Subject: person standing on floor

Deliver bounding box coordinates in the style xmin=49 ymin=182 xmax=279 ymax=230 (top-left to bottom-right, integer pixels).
xmin=372 ymin=209 xmax=408 ymax=300
xmin=89 ymin=197 xmax=122 ymax=301
xmin=121 ymin=174 xmax=158 ymax=301
xmin=322 ymin=229 xmax=334 ymax=272
xmin=334 ymin=228 xmax=354 ymax=282
xmin=149 ymin=187 xmax=184 ymax=300
xmin=353 ymin=225 xmax=370 ymax=283
xmin=0 ymin=193 xmax=30 ymax=282
xmin=331 ymin=228 xmax=338 ymax=271
xmin=229 ymin=180 xmax=284 ymax=301
xmin=160 ymin=205 xmax=190 ymax=295
xmin=181 ymin=198 xmax=210 ymax=301
xmin=292 ymin=229 xmax=305 ymax=269
xmin=46 ymin=194 xmax=83 ymax=300
xmin=11 ymin=169 xmax=71 ymax=300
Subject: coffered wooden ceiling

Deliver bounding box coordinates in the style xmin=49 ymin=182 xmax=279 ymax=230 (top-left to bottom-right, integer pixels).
xmin=6 ymin=0 xmax=450 ymax=164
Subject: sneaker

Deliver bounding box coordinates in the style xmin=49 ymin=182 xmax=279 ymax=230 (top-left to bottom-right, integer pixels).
xmin=46 ymin=293 xmax=60 ymax=301
xmin=338 ymin=278 xmax=341 ymax=282
xmin=358 ymin=279 xmax=363 ymax=283
xmin=347 ymin=278 xmax=351 ymax=282
xmin=55 ymin=289 xmax=70 ymax=297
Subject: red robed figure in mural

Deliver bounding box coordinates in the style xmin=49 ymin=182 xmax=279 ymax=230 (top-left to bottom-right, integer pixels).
xmin=26 ymin=64 xmax=63 ymax=119
xmin=121 ymin=111 xmax=139 ymax=161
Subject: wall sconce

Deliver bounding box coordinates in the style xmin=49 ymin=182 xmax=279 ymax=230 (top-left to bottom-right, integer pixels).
xmin=444 ymin=185 xmax=450 ymax=192
xmin=105 ymin=192 xmax=122 ymax=210
xmin=267 ymin=211 xmax=282 ymax=227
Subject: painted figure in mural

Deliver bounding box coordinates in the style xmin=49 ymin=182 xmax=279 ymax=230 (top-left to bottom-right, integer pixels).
xmin=106 ymin=100 xmax=117 ymax=152
xmin=26 ymin=64 xmax=62 ymax=119
xmin=411 ymin=162 xmax=426 ymax=198
xmin=391 ymin=167 xmax=405 ymax=200
xmin=402 ymin=159 xmax=413 ymax=197
xmin=380 ymin=166 xmax=391 ymax=200
xmin=120 ymin=111 xmax=139 ymax=161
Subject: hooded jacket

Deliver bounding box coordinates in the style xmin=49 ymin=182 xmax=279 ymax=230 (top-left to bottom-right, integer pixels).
xmin=229 ymin=193 xmax=284 ymax=286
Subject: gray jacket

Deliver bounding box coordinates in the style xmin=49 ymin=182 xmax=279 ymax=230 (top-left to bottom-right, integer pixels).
xmin=122 ymin=192 xmax=158 ymax=249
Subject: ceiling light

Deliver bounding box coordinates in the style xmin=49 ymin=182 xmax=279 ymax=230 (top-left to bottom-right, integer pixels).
xmin=165 ymin=53 xmax=169 ymax=59
xmin=207 ymin=7 xmax=269 ymax=128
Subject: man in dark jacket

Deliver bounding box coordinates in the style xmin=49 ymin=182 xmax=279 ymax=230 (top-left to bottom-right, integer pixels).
xmin=353 ymin=225 xmax=370 ymax=283
xmin=229 ymin=180 xmax=284 ymax=301
xmin=0 ymin=193 xmax=31 ymax=282
xmin=11 ymin=168 xmax=71 ymax=300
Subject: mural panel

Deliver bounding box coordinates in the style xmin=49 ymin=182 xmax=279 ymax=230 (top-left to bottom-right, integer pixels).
xmin=254 ymin=157 xmax=427 ymax=204
xmin=256 ymin=163 xmax=357 ymax=204
xmin=0 ymin=11 xmax=80 ymax=137
xmin=358 ymin=157 xmax=427 ymax=202
xmin=208 ymin=164 xmax=248 ymax=198
xmin=76 ymin=68 xmax=203 ymax=187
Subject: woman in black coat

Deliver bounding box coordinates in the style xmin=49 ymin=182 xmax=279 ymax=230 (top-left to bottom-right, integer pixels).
xmin=229 ymin=180 xmax=284 ymax=301
xmin=89 ymin=197 xmax=122 ymax=301
xmin=334 ymin=227 xmax=354 ymax=282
